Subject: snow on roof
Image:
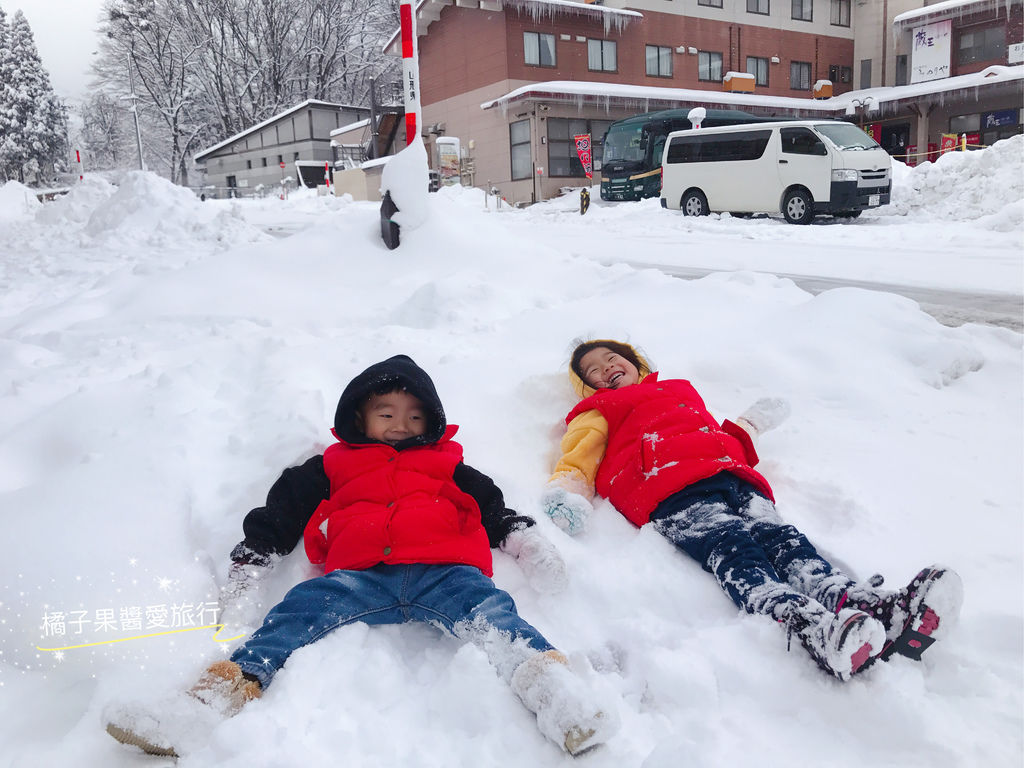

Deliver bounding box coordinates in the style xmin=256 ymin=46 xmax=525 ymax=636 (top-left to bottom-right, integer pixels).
xmin=480 ymin=80 xmax=839 ymax=113
xmin=481 ymin=66 xmax=1024 ymax=114
xmin=194 ymin=100 xmax=365 ymax=162
xmin=330 ymin=118 xmax=371 ymax=138
xmin=893 ymin=0 xmax=994 ymax=25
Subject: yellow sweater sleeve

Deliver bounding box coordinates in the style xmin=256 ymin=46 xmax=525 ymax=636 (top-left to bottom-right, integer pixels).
xmin=548 ymin=409 xmax=609 ymax=500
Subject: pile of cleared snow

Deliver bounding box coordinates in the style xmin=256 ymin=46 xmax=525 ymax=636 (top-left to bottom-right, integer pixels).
xmin=0 ymin=180 xmax=41 ymax=223
xmin=883 ymin=134 xmax=1023 ymax=229
xmin=35 ymin=176 xmax=118 ymax=228
xmin=83 ymin=171 xmax=267 ymax=248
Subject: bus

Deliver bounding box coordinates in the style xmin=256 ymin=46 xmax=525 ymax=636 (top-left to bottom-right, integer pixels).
xmin=600 ymin=108 xmax=788 ymax=201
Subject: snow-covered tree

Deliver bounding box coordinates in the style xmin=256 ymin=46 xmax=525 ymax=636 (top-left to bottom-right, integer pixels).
xmin=0 ymin=8 xmax=68 ymax=183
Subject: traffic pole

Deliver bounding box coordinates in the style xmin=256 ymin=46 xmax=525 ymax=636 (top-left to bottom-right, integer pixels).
xmin=75 ymin=149 xmax=83 ymax=182
xmin=380 ymin=0 xmax=420 ymax=249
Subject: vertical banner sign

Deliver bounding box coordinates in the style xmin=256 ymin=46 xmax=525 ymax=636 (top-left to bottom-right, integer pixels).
xmin=399 ymin=0 xmax=418 ymax=146
xmin=940 ymin=134 xmax=958 ymax=154
xmin=573 ymin=134 xmax=593 ymax=179
xmin=910 ymin=20 xmax=952 ymax=84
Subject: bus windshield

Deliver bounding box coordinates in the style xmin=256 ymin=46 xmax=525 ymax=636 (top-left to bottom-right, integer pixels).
xmin=602 ymin=124 xmax=645 ymax=164
xmin=815 ymin=122 xmax=882 ymax=150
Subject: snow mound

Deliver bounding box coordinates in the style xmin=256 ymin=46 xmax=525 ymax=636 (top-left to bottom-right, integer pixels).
xmin=883 ymin=134 xmax=1023 ymax=226
xmin=0 ymin=180 xmax=42 ymax=223
xmin=84 ymin=171 xmax=267 ymax=248
xmin=35 ymin=176 xmax=117 ymax=227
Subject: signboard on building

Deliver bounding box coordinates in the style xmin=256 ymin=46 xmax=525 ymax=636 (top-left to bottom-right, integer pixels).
xmin=1010 ymin=42 xmax=1024 ymax=65
xmin=436 ymin=137 xmax=461 ymax=186
xmin=910 ymin=20 xmax=952 ymax=84
xmin=982 ymin=110 xmax=1018 ymax=129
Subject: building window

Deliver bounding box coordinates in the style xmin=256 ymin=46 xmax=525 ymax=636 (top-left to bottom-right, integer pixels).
xmin=524 ymin=31 xmax=556 ymax=67
xmin=246 ymin=159 xmax=252 ymax=169
xmin=895 ymin=55 xmax=908 ymax=85
xmin=698 ymin=0 xmax=723 ymax=6
xmin=588 ymin=39 xmax=617 ymax=72
xmin=860 ymin=58 xmax=872 ymax=88
xmin=646 ymin=45 xmax=673 ymax=77
xmin=958 ymin=26 xmax=1006 ymax=65
xmin=790 ymin=61 xmax=812 ymax=90
xmin=277 ymin=154 xmax=283 ymax=164
xmin=547 ymin=118 xmax=613 ymax=177
xmin=747 ymin=0 xmax=769 ymax=14
xmin=261 ymin=157 xmax=268 ymax=167
xmin=698 ymin=51 xmax=723 ymax=81
xmin=827 ymin=65 xmax=850 ymax=83
xmin=746 ymin=56 xmax=769 ymax=86
xmin=792 ymin=0 xmax=812 ymax=21
xmin=830 ymin=0 xmax=850 ymax=26
xmin=510 ymin=119 xmax=531 ymax=180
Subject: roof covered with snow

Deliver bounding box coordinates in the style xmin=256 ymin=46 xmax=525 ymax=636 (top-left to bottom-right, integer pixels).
xmin=893 ymin=0 xmax=998 ymax=25
xmin=195 ymin=100 xmax=366 ymax=162
xmin=331 ymin=118 xmax=372 ymax=138
xmin=481 ymin=65 xmax=1024 ymax=115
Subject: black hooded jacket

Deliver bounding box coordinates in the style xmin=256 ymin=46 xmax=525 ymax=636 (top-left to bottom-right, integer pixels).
xmin=232 ymin=355 xmax=534 ymax=565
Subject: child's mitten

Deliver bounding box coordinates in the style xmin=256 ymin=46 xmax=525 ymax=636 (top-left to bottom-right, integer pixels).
xmin=501 ymin=527 xmax=569 ymax=594
xmin=737 ymin=397 xmax=791 ymax=435
xmin=219 ymin=542 xmax=275 ymax=629
xmin=541 ymin=485 xmax=593 ymax=536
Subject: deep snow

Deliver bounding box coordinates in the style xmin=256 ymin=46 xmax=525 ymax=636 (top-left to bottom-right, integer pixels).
xmin=0 ymin=138 xmax=1021 ymax=768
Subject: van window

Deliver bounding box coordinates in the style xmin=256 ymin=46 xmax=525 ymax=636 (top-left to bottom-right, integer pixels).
xmin=780 ymin=127 xmax=827 ymax=156
xmin=666 ymin=129 xmax=772 ymax=163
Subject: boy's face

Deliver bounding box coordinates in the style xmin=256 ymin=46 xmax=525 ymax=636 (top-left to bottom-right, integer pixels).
xmin=357 ymin=390 xmax=428 ymax=445
xmin=579 ymin=347 xmax=640 ymax=390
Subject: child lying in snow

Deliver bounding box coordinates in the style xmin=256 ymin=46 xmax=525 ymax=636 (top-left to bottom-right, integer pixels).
xmin=543 ymin=339 xmax=963 ymax=681
xmin=106 ymin=355 xmax=617 ymax=757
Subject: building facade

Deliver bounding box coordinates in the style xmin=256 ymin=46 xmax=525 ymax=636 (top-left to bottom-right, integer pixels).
xmin=388 ymin=0 xmax=1021 ymax=204
xmin=194 ymin=100 xmax=370 ymax=197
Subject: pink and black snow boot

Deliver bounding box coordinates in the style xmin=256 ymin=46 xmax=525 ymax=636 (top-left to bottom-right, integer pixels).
xmin=842 ymin=565 xmax=963 ymax=662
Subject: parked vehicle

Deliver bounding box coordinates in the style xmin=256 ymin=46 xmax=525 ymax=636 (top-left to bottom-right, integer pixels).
xmin=600 ymin=108 xmax=782 ymax=201
xmin=659 ymin=120 xmax=892 ymax=223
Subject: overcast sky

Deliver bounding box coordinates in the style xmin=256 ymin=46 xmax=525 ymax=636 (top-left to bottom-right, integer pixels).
xmin=7 ymin=0 xmax=107 ymax=101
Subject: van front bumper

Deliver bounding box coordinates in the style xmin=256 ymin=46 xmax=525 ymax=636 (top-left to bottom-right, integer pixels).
xmin=822 ymin=181 xmax=892 ymax=212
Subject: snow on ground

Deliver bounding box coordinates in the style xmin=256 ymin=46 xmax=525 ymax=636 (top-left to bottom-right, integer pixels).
xmin=0 ymin=139 xmax=1021 ymax=768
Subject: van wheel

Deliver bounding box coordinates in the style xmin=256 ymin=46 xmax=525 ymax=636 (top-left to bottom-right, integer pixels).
xmin=681 ymin=190 xmax=708 ymax=216
xmin=783 ymin=189 xmax=814 ymax=224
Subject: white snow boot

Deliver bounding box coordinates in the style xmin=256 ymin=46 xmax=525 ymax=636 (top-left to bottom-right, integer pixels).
xmin=843 ymin=565 xmax=963 ymax=661
xmin=510 ymin=650 xmax=618 ymax=756
xmin=106 ymin=660 xmax=262 ymax=757
xmin=781 ymin=601 xmax=886 ymax=681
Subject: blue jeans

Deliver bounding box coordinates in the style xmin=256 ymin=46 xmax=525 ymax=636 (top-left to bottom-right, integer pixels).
xmin=231 ymin=563 xmax=554 ymax=688
xmin=650 ymin=473 xmax=854 ymax=617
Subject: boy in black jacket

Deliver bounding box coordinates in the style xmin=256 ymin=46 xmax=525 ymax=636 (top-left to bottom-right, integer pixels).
xmin=107 ymin=356 xmax=616 ymax=757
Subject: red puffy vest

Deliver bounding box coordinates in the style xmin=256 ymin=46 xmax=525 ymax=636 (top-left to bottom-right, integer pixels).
xmin=566 ymin=374 xmax=774 ymax=527
xmin=303 ymin=425 xmax=493 ymax=576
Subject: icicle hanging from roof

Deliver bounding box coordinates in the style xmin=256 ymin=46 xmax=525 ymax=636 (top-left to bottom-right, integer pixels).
xmin=501 ymin=0 xmax=641 ymax=34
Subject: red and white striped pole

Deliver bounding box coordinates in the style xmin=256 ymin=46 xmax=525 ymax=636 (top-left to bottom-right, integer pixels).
xmin=75 ymin=149 xmax=83 ymax=181
xmin=399 ymin=0 xmax=419 ymax=146
xmin=324 ymin=161 xmax=331 ymax=188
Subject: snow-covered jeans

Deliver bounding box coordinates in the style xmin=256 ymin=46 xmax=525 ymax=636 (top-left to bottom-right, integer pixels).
xmin=649 ymin=472 xmax=855 ymax=618
xmin=231 ymin=563 xmax=555 ymax=689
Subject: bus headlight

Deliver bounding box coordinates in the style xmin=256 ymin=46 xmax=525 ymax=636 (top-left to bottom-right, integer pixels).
xmin=831 ymin=169 xmax=858 ymax=182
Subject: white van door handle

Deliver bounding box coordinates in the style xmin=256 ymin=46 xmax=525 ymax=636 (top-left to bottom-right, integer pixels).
xmin=779 ymin=159 xmax=789 ymax=164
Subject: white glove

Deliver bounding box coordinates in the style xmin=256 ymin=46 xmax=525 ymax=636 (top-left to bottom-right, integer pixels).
xmin=501 ymin=527 xmax=568 ymax=594
xmin=737 ymin=397 xmax=791 ymax=435
xmin=541 ymin=485 xmax=593 ymax=536
xmin=218 ymin=558 xmax=274 ymax=630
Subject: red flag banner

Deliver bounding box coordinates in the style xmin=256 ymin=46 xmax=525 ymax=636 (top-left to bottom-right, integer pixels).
xmin=573 ymin=134 xmax=593 ymax=179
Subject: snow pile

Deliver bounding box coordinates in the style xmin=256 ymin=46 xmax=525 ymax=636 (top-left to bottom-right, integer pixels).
xmin=0 ymin=137 xmax=1020 ymax=768
xmin=84 ymin=171 xmax=266 ymax=247
xmin=883 ymin=134 xmax=1024 ymax=229
xmin=381 ymin=136 xmax=431 ymax=229
xmin=0 ymin=180 xmax=41 ymax=223
xmin=34 ymin=175 xmax=118 ymax=228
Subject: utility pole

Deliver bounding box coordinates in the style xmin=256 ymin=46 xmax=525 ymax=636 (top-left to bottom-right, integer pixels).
xmin=125 ymin=53 xmax=145 ymax=170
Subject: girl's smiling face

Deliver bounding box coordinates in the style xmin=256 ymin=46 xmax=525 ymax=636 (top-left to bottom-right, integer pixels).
xmin=578 ymin=347 xmax=640 ymax=390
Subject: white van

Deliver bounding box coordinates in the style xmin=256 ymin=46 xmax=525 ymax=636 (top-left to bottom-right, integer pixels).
xmin=659 ymin=120 xmax=891 ymax=223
